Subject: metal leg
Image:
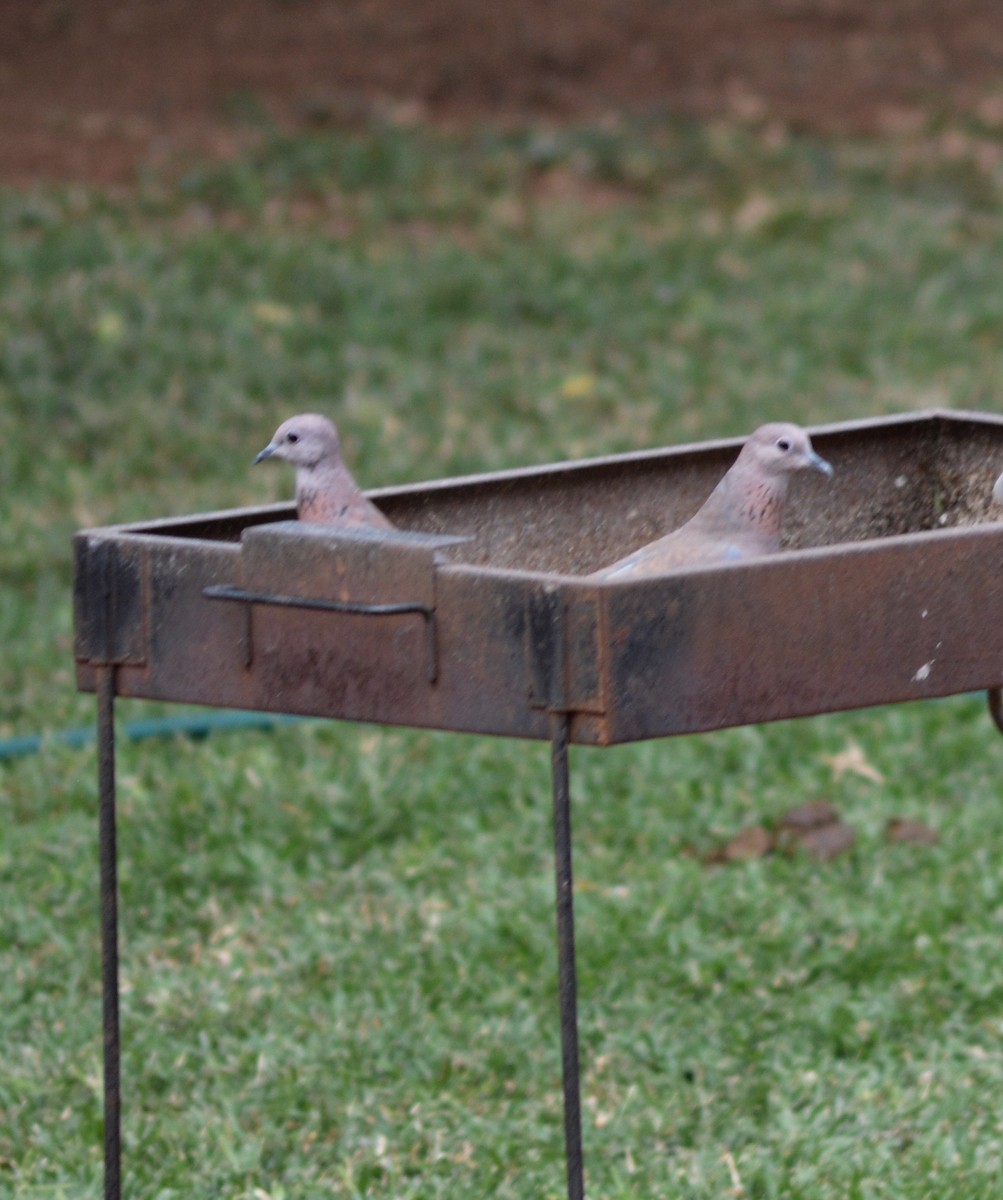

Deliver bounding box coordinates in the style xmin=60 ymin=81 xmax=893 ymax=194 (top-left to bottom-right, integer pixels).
xmin=550 ymin=711 xmax=585 ymax=1200
xmin=97 ymin=667 xmax=121 ymax=1200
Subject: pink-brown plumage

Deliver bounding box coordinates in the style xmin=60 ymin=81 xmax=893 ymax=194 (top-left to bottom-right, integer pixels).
xmin=254 ymin=413 xmax=393 ymax=530
xmin=593 ymin=423 xmax=832 ymax=580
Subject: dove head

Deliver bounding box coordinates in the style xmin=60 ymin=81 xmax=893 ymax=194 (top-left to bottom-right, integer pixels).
xmin=254 ymin=413 xmax=343 ymax=470
xmin=738 ymin=423 xmax=833 ymax=480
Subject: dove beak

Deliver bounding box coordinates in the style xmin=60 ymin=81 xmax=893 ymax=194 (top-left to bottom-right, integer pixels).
xmin=807 ymin=449 xmax=833 ymax=478
xmin=253 ymin=442 xmax=278 ymax=465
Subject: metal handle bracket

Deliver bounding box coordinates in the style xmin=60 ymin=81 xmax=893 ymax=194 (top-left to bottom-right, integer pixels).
xmin=203 ymin=583 xmax=439 ymax=682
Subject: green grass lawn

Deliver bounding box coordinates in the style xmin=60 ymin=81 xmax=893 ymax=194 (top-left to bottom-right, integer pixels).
xmin=4 ymin=114 xmax=1003 ymax=1197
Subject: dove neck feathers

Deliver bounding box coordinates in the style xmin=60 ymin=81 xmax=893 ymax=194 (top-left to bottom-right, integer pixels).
xmin=294 ymin=457 xmax=392 ymax=528
xmin=686 ymin=461 xmax=788 ymax=550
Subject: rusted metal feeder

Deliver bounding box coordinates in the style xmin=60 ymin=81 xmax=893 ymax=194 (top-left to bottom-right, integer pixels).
xmin=75 ymin=409 xmax=1003 ymax=1200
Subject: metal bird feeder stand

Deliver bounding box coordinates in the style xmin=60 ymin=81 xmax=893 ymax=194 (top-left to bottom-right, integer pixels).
xmin=75 ymin=410 xmax=1003 ymax=1199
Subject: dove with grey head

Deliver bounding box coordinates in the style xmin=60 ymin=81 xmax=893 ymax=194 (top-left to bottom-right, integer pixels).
xmin=254 ymin=413 xmax=394 ymax=529
xmin=593 ymin=422 xmax=833 ymax=580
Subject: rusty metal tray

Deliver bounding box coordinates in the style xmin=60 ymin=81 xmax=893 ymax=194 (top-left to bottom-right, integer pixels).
xmin=74 ymin=409 xmax=1003 ymax=745
xmin=75 ymin=407 xmax=1003 ymax=1200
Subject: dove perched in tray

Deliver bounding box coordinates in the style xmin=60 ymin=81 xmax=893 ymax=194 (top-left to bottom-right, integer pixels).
xmin=254 ymin=413 xmax=394 ymax=529
xmin=594 ymin=423 xmax=833 ymax=580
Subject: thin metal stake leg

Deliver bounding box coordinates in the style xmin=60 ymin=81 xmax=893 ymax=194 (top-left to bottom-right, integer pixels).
xmin=550 ymin=711 xmax=585 ymax=1200
xmin=97 ymin=667 xmax=122 ymax=1200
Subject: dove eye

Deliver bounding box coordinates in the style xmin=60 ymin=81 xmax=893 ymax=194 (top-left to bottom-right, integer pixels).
xmin=776 ymin=437 xmax=791 ymax=451
xmin=286 ymin=432 xmax=300 ymax=444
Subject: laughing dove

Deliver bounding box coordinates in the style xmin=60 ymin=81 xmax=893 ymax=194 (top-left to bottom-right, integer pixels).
xmin=594 ymin=423 xmax=832 ymax=579
xmin=254 ymin=413 xmax=394 ymax=529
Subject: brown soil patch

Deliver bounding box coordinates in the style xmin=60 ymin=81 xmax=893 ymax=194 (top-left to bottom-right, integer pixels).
xmin=3 ymin=0 xmax=1003 ymax=184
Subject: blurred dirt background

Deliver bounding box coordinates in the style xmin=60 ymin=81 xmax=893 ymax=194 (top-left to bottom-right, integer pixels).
xmin=3 ymin=0 xmax=1003 ymax=184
